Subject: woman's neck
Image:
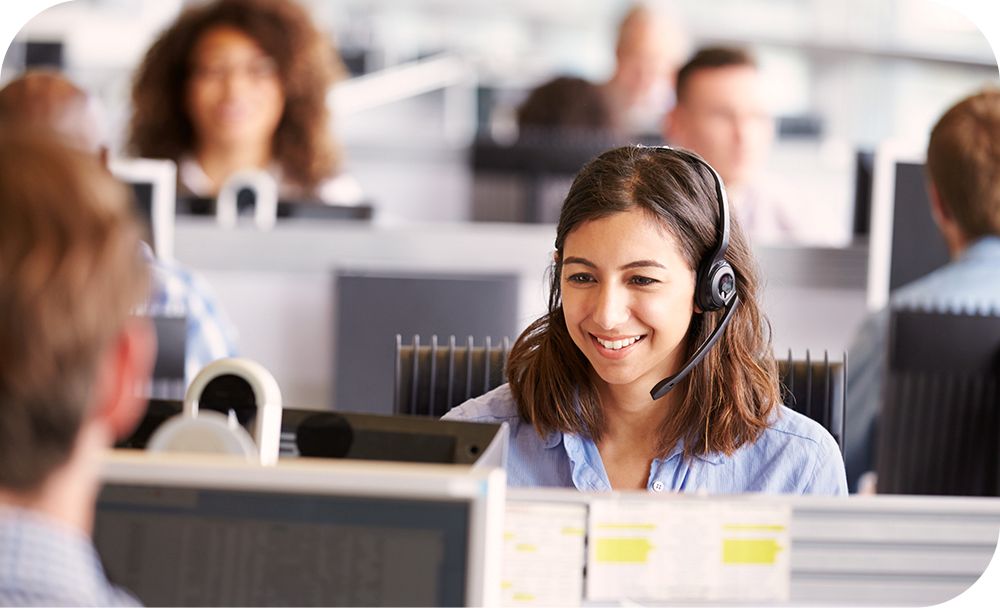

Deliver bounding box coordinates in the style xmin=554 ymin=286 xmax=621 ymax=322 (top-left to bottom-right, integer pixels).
xmin=195 ymin=141 xmax=273 ymax=193
xmin=597 ymin=381 xmax=675 ymax=451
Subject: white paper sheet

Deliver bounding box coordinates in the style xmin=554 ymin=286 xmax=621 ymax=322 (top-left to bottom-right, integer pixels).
xmin=586 ymin=498 xmax=791 ymax=602
xmin=501 ymin=502 xmax=587 ymax=606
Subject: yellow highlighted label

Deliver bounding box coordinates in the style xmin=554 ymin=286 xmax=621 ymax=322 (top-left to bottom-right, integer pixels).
xmin=561 ymin=527 xmax=585 ymax=536
xmin=515 ymin=543 xmax=537 ymax=552
xmin=501 ymin=581 xmax=513 ymax=590
xmin=512 ymin=593 xmax=536 ymax=602
xmin=503 ymin=531 xmax=515 ymax=540
xmin=595 ymin=538 xmax=654 ymax=563
xmin=722 ymin=538 xmax=784 ymax=565
xmin=595 ymin=522 xmax=656 ymax=530
xmin=723 ymin=524 xmax=786 ymax=532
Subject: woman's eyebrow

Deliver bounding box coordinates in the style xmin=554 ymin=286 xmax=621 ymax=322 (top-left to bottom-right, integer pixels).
xmin=620 ymin=260 xmax=666 ymax=270
xmin=562 ymin=256 xmax=595 ymax=268
xmin=562 ymin=257 xmax=666 ymax=271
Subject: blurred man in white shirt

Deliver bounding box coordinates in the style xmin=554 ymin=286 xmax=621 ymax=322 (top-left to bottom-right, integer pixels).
xmin=664 ymin=46 xmax=803 ymax=244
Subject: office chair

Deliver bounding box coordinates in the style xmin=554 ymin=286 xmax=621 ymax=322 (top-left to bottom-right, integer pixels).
xmin=779 ymin=350 xmax=847 ymax=454
xmin=394 ymin=335 xmax=511 ymax=418
xmin=877 ymin=308 xmax=1000 ymax=496
xmin=394 ymin=334 xmax=846 ymax=453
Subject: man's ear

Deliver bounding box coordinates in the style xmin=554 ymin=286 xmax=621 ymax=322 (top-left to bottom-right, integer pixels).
xmin=927 ymin=180 xmax=966 ymax=258
xmin=928 ymin=180 xmax=951 ymax=228
xmin=89 ymin=317 xmax=157 ymax=442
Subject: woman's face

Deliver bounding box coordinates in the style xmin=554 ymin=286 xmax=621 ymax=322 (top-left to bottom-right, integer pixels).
xmin=561 ymin=207 xmax=697 ymax=394
xmin=186 ymin=26 xmax=285 ymax=151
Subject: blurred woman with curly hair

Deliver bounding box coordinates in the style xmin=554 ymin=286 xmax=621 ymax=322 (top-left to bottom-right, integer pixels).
xmin=128 ymin=0 xmax=363 ymax=205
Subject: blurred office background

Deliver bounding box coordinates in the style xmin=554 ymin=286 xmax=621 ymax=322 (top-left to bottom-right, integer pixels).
xmin=4 ymin=0 xmax=996 ymax=233
xmin=2 ymin=0 xmax=997 ymax=410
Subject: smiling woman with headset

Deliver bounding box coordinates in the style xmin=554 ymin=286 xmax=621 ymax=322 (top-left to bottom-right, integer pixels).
xmin=445 ymin=145 xmax=846 ymax=494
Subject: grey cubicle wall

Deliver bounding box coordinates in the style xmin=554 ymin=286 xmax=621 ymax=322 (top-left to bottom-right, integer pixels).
xmin=333 ymin=269 xmax=519 ymax=414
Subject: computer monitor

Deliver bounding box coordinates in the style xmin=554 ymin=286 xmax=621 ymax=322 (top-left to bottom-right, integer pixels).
xmin=176 ymin=195 xmax=374 ymax=221
xmin=148 ymin=315 xmax=186 ymax=400
xmin=108 ymin=158 xmax=178 ymax=261
xmin=865 ymin=144 xmax=949 ymax=310
xmin=469 ymin=132 xmax=610 ymax=223
xmin=95 ymin=451 xmax=504 ymax=606
xmin=852 ymin=149 xmax=874 ymax=237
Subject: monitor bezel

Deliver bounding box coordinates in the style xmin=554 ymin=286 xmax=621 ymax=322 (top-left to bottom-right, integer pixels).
xmin=865 ymin=141 xmax=927 ymax=311
xmin=99 ymin=450 xmax=505 ymax=606
xmin=108 ymin=157 xmax=178 ymax=261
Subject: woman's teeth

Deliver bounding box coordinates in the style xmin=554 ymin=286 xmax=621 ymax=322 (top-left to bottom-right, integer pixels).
xmin=595 ymin=335 xmax=642 ymax=350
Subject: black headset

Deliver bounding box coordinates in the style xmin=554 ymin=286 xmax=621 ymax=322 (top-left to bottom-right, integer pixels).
xmin=648 ymin=146 xmax=740 ymax=400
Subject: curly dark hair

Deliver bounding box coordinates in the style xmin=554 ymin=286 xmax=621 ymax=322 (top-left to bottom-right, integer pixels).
xmin=128 ymin=0 xmax=344 ymax=195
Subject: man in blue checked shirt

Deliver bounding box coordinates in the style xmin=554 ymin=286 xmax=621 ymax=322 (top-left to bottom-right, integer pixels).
xmin=0 ymin=71 xmax=238 ymax=384
xmin=0 ymin=128 xmax=154 ymax=605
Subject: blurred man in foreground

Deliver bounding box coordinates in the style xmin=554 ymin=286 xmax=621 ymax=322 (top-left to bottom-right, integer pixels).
xmin=0 ymin=127 xmax=154 ymax=604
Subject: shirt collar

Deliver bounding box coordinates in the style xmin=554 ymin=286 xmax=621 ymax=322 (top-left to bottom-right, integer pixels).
xmin=661 ymin=438 xmax=725 ymax=465
xmin=960 ymin=236 xmax=1000 ymax=262
xmin=545 ymin=428 xmax=725 ymax=465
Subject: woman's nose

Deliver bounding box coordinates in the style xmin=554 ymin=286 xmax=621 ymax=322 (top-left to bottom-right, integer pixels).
xmin=591 ymin=284 xmax=630 ymax=330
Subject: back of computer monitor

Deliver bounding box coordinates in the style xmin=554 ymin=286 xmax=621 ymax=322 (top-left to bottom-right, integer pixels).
xmin=290 ymin=409 xmax=508 ymax=467
xmin=333 ymin=270 xmax=520 ymax=414
xmin=866 ymin=145 xmax=949 ymax=310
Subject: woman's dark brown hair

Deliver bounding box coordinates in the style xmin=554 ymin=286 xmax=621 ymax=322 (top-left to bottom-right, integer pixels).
xmin=507 ymin=145 xmax=780 ymax=459
xmin=127 ymin=0 xmax=343 ymax=195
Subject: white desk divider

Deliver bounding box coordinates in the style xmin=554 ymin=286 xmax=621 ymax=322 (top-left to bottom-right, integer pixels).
xmin=505 ymin=489 xmax=1000 ymax=606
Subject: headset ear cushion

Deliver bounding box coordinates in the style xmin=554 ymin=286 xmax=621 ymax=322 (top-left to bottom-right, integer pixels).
xmin=698 ymin=262 xmax=737 ymax=311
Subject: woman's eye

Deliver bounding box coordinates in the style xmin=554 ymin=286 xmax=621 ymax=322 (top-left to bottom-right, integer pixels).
xmin=567 ymin=273 xmax=595 ymax=284
xmin=630 ymin=276 xmax=657 ymax=286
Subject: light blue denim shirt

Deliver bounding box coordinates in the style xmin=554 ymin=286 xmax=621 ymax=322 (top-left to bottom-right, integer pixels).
xmin=444 ymin=384 xmax=847 ymax=495
xmin=845 ymin=236 xmax=1000 ymax=490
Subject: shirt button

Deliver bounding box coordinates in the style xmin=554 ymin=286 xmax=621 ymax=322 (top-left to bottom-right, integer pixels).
xmin=652 ymin=480 xmax=665 ymax=492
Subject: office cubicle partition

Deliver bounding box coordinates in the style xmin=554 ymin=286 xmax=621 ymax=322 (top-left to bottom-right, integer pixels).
xmin=503 ymin=488 xmax=1000 ymax=606
xmin=333 ymin=270 xmax=519 ymax=414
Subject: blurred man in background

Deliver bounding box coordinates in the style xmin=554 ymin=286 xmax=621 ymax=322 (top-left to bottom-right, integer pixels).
xmin=845 ymin=89 xmax=1000 ymax=492
xmin=516 ymin=4 xmax=686 ymax=142
xmin=0 ymin=127 xmax=153 ymax=605
xmin=664 ymin=46 xmax=804 ymax=243
xmin=603 ymin=3 xmax=688 ymax=138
